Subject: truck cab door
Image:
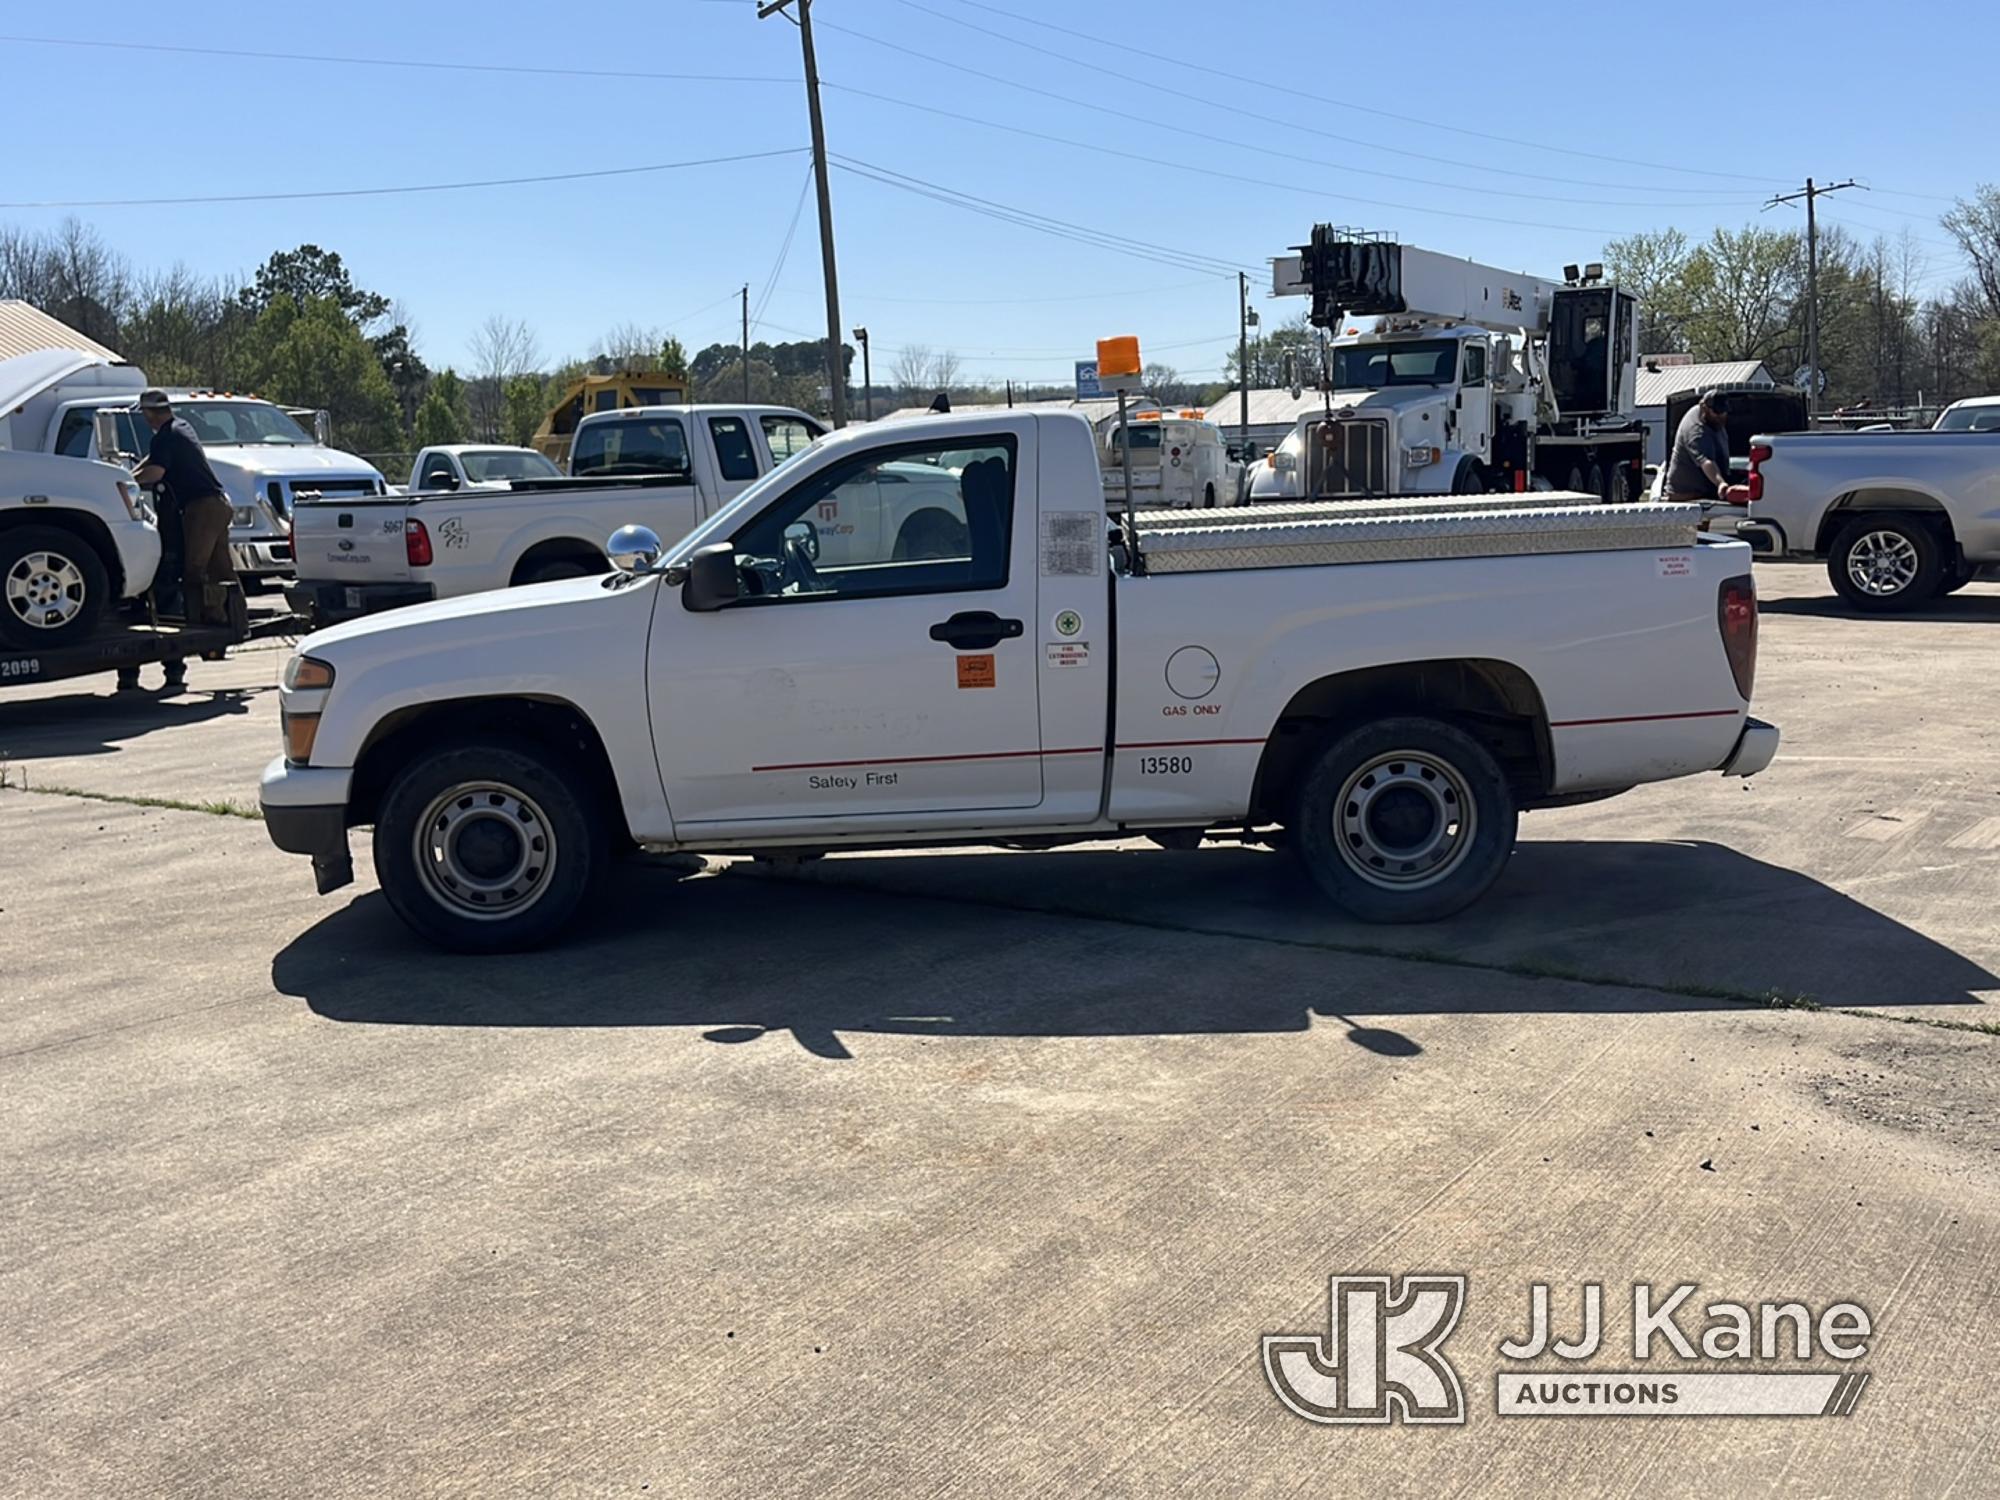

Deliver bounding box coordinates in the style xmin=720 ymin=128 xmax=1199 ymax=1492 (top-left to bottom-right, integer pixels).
xmin=702 ymin=413 xmax=765 ymax=506
xmin=646 ymin=422 xmax=1049 ymax=837
xmin=1455 ymin=340 xmax=1492 ymax=465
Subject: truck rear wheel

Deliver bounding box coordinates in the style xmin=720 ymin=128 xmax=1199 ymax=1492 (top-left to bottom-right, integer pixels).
xmin=1827 ymin=515 xmax=1944 ymax=612
xmin=1289 ymin=716 xmax=1518 ymax=923
xmin=373 ymin=737 xmax=607 ymax=952
xmin=1 ymin=525 xmax=110 ymax=648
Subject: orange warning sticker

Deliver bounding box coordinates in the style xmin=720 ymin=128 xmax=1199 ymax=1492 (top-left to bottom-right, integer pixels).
xmin=957 ymin=653 xmax=996 ymax=689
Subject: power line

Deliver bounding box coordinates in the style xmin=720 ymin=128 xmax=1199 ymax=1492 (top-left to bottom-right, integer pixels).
xmin=859 ymin=1 xmax=1773 ymax=197
xmin=855 ymin=276 xmax=1220 ymax=306
xmin=0 ymin=32 xmax=797 ymax=85
xmin=829 ymin=154 xmax=1251 ymax=277
xmin=750 ymin=164 xmax=815 ymax=331
xmin=0 ymin=147 xmax=810 ymax=209
xmin=827 ymin=83 xmax=1647 ymax=237
xmin=928 ymin=0 xmax=1780 ymax=187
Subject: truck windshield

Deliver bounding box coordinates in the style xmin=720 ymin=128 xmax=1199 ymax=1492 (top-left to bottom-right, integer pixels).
xmin=174 ymin=401 xmax=314 ymax=445
xmin=1330 ymin=340 xmax=1458 ymax=388
xmin=462 ymin=449 xmax=562 ymax=481
xmin=1935 ymin=405 xmax=2000 ymax=432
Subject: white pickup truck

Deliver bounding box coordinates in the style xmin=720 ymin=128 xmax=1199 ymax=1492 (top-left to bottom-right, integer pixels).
xmin=289 ymin=404 xmax=823 ymax=624
xmin=261 ymin=410 xmax=1777 ymax=951
xmin=1 ymin=447 xmax=159 ymax=650
xmin=404 ymin=444 xmax=562 ymax=492
xmin=1715 ymin=430 xmax=2000 ymax=610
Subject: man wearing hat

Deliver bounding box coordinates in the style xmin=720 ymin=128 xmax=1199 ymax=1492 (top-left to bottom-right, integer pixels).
xmin=1661 ymin=388 xmax=1734 ymax=503
xmin=132 ymin=389 xmax=236 ymax=627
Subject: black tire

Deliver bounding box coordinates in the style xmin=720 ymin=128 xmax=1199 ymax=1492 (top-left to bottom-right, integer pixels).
xmin=1827 ymin=515 xmax=1945 ymax=612
xmin=1450 ymin=459 xmax=1485 ymax=495
xmin=1607 ymin=462 xmax=1635 ymax=505
xmin=0 ymin=524 xmax=111 ymax=648
xmin=518 ymin=557 xmax=598 ymax=586
xmin=373 ymin=737 xmax=608 ymax=953
xmin=1563 ymin=464 xmax=1587 ymax=495
xmin=1203 ymin=483 xmax=1217 ymax=508
xmin=1289 ymin=716 xmax=1518 ymax=924
xmin=1585 ymin=462 xmax=1607 ymax=502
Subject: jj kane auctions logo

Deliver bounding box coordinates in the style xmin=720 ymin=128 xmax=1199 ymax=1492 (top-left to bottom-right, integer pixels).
xmin=1264 ymin=1275 xmax=1872 ymax=1424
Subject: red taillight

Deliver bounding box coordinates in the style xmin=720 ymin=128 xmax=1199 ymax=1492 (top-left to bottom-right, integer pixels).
xmin=1745 ymin=443 xmax=1771 ymax=504
xmin=406 ymin=518 xmax=433 ymax=568
xmin=1718 ymin=574 xmax=1757 ymax=699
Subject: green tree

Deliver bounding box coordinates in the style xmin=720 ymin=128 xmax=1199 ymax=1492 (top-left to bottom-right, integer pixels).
xmin=503 ymin=375 xmax=546 ymax=446
xmin=1679 ymin=226 xmax=1805 ymax=365
xmin=1222 ymin=313 xmax=1316 ymax=389
xmin=1602 ymin=228 xmax=1695 ymax=353
xmin=411 ymin=389 xmax=461 ymax=447
xmin=658 ymin=335 xmax=689 ymax=381
xmin=237 ymin=294 xmax=404 ymax=451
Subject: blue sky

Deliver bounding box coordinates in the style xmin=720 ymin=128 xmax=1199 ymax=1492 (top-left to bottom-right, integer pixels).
xmin=1 ymin=0 xmax=1985 ymax=385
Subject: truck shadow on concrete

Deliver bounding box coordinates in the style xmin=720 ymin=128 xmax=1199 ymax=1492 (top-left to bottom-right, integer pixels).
xmin=274 ymin=839 xmax=1993 ymax=1058
xmin=0 ymin=684 xmax=266 ymax=761
xmin=1759 ymin=591 xmax=2000 ymax=623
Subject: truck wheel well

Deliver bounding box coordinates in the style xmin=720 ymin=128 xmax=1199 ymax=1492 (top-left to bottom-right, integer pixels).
xmin=1815 ymin=490 xmax=1953 ymax=556
xmin=346 ymin=696 xmax=631 ymax=846
xmin=1249 ymin=658 xmax=1551 ymax=820
xmin=0 ymin=508 xmax=125 ymax=595
xmin=510 ymin=539 xmax=609 ymax=586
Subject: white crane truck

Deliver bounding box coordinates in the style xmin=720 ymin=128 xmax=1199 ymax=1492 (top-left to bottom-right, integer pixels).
xmin=1271 ymin=229 xmax=1648 ymax=504
xmin=259 ymin=409 xmax=1776 ymax=952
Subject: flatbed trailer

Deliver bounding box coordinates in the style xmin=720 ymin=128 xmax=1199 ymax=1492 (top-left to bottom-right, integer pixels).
xmin=0 ymin=599 xmax=296 ymax=691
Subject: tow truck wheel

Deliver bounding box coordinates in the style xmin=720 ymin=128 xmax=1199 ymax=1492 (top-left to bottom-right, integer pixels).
xmin=373 ymin=737 xmax=607 ymax=952
xmin=1828 ymin=515 xmax=1944 ymax=612
xmin=1450 ymin=459 xmax=1485 ymax=494
xmin=1289 ymin=716 xmax=1517 ymax=923
xmin=1 ymin=525 xmax=109 ymax=649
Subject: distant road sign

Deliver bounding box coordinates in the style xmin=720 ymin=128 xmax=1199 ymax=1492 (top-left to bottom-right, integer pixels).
xmin=1075 ymin=360 xmax=1103 ymax=399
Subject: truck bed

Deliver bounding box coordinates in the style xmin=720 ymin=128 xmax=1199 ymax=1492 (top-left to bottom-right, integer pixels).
xmin=1131 ymin=498 xmax=1700 ymax=573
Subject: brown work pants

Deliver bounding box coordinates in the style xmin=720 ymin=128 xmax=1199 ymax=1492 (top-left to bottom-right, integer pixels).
xmin=181 ymin=493 xmax=236 ymax=626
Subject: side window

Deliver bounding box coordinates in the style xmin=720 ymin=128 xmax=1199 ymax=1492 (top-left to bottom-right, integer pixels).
xmin=56 ymin=411 xmax=94 ymax=457
xmin=420 ymin=456 xmax=457 ymax=488
xmin=707 ymin=416 xmax=761 ymax=482
xmin=731 ymin=437 xmax=1016 ymax=603
xmin=759 ymin=414 xmax=821 ymax=464
xmin=571 ymin=417 xmax=689 ymax=476
xmin=1462 ymin=342 xmax=1486 ymax=386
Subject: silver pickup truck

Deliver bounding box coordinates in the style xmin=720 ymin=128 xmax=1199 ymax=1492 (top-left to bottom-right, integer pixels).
xmin=1712 ymin=430 xmax=2000 ymax=610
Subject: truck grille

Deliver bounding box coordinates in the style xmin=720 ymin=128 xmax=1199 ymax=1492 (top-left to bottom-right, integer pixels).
xmin=1304 ymin=419 xmax=1390 ymax=498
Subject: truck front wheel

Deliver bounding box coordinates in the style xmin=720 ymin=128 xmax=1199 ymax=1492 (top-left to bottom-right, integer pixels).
xmin=1 ymin=525 xmax=110 ymax=648
xmin=373 ymin=738 xmax=608 ymax=952
xmin=1289 ymin=716 xmax=1518 ymax=923
xmin=1828 ymin=515 xmax=1944 ymax=611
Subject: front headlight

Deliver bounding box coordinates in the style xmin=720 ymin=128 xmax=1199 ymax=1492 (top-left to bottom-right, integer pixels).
xmin=116 ymin=479 xmax=142 ymax=519
xmin=282 ymin=655 xmax=335 ymax=691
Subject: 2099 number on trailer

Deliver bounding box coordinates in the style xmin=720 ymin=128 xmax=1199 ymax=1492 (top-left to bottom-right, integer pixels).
xmin=1139 ymin=755 xmax=1193 ymax=775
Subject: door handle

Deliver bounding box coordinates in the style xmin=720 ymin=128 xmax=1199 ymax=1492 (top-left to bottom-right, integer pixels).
xmin=929 ymin=611 xmax=1023 ymax=650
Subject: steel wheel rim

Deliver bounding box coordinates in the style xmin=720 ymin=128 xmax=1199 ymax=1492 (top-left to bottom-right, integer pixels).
xmin=414 ymin=781 xmax=558 ymax=920
xmin=1334 ymin=751 xmax=1477 ymax=891
xmin=5 ymin=550 xmax=87 ymax=630
xmin=1847 ymin=531 xmax=1919 ymax=595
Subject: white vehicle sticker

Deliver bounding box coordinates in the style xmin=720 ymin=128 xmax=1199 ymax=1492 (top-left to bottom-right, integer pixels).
xmin=1040 ymin=511 xmax=1102 ymax=576
xmin=1656 ymin=552 xmax=1694 ymax=578
xmin=1045 ymin=641 xmax=1090 ymax=669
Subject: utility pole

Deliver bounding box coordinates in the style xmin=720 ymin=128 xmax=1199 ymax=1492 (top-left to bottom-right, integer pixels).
xmin=1766 ymin=176 xmax=1859 ymax=417
xmin=852 ymin=325 xmax=871 ymax=420
xmin=741 ymin=284 xmax=751 ymax=404
xmin=1238 ymin=271 xmax=1251 ymax=459
xmin=760 ymin=0 xmax=847 ymax=427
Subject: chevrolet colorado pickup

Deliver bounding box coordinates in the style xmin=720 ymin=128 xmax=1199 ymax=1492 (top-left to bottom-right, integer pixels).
xmin=261 ymin=410 xmax=1777 ymax=951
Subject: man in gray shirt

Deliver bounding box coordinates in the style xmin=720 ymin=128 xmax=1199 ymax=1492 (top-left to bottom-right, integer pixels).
xmin=1662 ymin=389 xmax=1733 ymax=500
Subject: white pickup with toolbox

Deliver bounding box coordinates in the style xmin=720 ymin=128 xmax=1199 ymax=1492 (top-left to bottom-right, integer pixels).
xmin=261 ymin=409 xmax=1777 ymax=951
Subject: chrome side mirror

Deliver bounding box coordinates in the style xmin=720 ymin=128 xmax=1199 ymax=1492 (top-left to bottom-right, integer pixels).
xmin=607 ymin=524 xmax=664 ymax=573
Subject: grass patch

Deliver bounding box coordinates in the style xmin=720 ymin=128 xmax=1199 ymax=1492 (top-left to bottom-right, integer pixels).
xmin=1835 ymin=1006 xmax=2000 ymax=1038
xmin=0 ymin=766 xmax=261 ymax=821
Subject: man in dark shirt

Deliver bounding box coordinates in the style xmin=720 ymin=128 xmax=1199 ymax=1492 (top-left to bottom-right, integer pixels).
xmin=133 ymin=389 xmax=237 ymax=626
xmin=1662 ymin=388 xmax=1733 ymax=501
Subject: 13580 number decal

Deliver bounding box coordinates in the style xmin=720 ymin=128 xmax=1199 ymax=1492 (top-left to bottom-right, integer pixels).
xmin=1138 ymin=755 xmax=1193 ymax=775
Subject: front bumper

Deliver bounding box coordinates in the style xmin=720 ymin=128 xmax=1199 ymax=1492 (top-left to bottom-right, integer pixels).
xmin=230 ymin=536 xmax=294 ymax=576
xmin=1720 ymin=717 xmax=1780 ymax=778
xmin=261 ymin=757 xmax=356 ymax=892
xmin=286 ymin=579 xmax=436 ymax=628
